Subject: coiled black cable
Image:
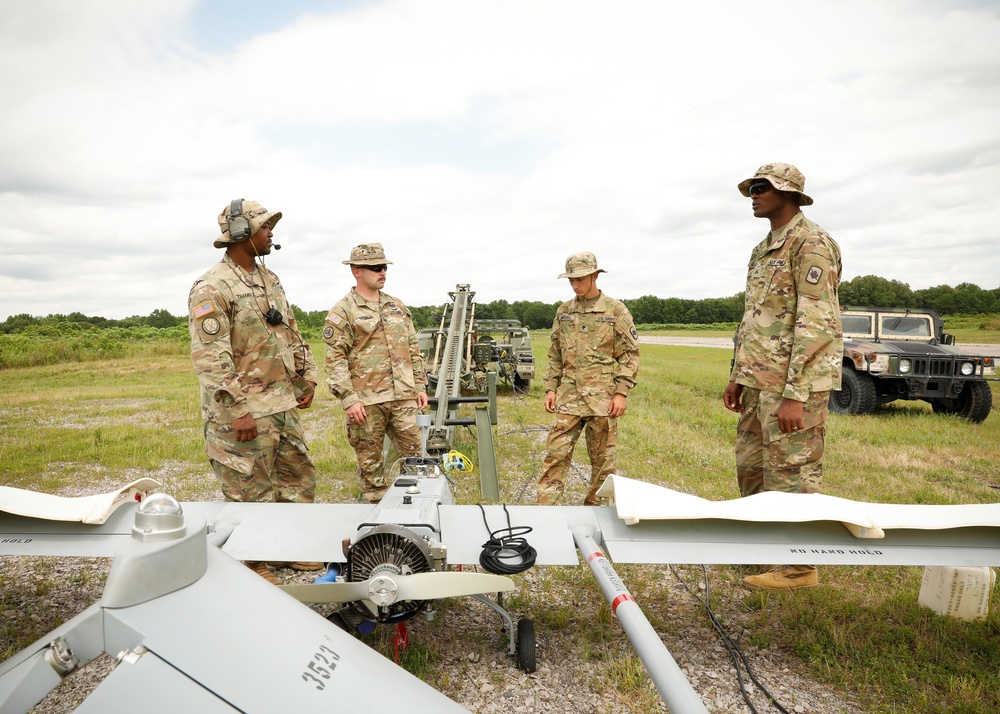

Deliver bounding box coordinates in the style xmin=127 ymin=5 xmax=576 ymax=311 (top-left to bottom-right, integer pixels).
xmin=477 ymin=504 xmax=537 ymax=574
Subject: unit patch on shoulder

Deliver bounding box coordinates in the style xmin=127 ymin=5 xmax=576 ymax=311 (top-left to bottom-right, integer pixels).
xmin=630 ymin=325 xmax=638 ymax=340
xmin=323 ymin=326 xmax=335 ymax=340
xmin=193 ymin=301 xmax=215 ymax=319
xmin=201 ymin=317 xmax=221 ymax=335
xmin=805 ymin=265 xmax=824 ymax=285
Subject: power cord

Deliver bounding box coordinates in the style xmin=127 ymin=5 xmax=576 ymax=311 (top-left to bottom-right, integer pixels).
xmin=477 ymin=504 xmax=537 ymax=575
xmin=668 ymin=564 xmax=791 ymax=714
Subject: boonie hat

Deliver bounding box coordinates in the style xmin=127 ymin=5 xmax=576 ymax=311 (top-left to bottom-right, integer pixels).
xmin=558 ymin=252 xmax=606 ymax=279
xmin=343 ymin=243 xmax=394 ymax=266
xmin=737 ymin=163 xmax=814 ymax=206
xmin=214 ymin=200 xmax=282 ymax=248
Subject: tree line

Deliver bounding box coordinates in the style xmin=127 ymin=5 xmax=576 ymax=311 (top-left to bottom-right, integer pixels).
xmin=4 ymin=276 xmax=1000 ymax=335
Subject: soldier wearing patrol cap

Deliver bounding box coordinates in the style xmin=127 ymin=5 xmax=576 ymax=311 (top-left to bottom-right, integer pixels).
xmin=537 ymin=252 xmax=640 ymax=506
xmin=323 ymin=244 xmax=428 ymax=503
xmin=723 ymin=163 xmax=843 ymax=591
xmin=189 ymin=199 xmax=321 ymax=584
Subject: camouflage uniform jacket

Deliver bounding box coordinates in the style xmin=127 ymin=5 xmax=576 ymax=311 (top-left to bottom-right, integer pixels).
xmin=323 ymin=289 xmax=427 ymax=410
xmin=731 ymin=212 xmax=843 ymax=402
xmin=544 ymin=292 xmax=640 ymax=417
xmin=188 ymin=254 xmax=317 ymax=424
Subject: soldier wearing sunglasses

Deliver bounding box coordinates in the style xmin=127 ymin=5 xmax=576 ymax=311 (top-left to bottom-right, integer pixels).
xmin=723 ymin=163 xmax=843 ymax=591
xmin=323 ymin=243 xmax=428 ymax=502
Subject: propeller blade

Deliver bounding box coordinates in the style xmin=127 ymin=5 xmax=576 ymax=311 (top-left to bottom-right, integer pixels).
xmin=395 ymin=571 xmax=515 ymax=601
xmin=279 ymin=580 xmax=369 ymax=604
xmin=279 ymin=571 xmax=515 ymax=606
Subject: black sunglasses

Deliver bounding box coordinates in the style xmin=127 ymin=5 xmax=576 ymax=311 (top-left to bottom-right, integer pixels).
xmin=359 ymin=264 xmax=388 ymax=273
xmin=748 ymin=182 xmax=773 ymax=196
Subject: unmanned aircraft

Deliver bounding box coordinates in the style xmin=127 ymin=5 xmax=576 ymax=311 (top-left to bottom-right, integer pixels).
xmin=2 ymin=462 xmax=999 ymax=714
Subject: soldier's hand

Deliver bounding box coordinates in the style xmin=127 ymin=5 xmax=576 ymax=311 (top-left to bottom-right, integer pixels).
xmin=346 ymin=402 xmax=367 ymax=425
xmin=297 ymin=383 xmax=316 ymax=409
xmin=723 ymin=381 xmax=744 ymax=413
xmin=233 ymin=413 xmax=258 ymax=442
xmin=777 ymin=398 xmax=805 ymax=433
xmin=416 ymin=391 xmax=428 ymax=410
xmin=544 ymin=390 xmax=557 ymax=413
xmin=609 ymin=393 xmax=627 ymax=417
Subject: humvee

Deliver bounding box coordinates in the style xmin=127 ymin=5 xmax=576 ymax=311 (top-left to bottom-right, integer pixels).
xmin=830 ymin=307 xmax=995 ymax=422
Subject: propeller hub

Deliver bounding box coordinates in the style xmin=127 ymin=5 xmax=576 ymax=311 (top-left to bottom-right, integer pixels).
xmin=368 ymin=575 xmax=400 ymax=607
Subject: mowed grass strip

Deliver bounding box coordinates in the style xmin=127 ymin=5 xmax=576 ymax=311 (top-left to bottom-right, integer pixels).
xmin=0 ymin=334 xmax=998 ymax=712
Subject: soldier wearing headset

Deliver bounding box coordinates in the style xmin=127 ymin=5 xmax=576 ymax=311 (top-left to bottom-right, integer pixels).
xmin=188 ymin=199 xmax=321 ymax=583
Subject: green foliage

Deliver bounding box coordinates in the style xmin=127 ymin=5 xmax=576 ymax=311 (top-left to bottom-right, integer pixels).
xmin=0 ymin=325 xmax=188 ymax=369
xmin=840 ymin=276 xmax=1000 ymax=315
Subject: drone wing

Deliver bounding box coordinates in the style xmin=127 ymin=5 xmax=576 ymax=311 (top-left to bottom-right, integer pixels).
xmin=0 ymin=506 xmax=470 ymax=714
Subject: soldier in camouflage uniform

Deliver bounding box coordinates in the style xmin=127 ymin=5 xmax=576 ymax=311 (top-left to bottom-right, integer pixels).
xmin=537 ymin=252 xmax=640 ymax=506
xmin=324 ymin=244 xmax=428 ymax=503
xmin=189 ymin=199 xmax=321 ymax=583
xmin=722 ymin=163 xmax=843 ymax=591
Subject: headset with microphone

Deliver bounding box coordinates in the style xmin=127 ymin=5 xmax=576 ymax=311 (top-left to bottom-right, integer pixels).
xmin=226 ymin=199 xmax=284 ymax=325
xmin=226 ymin=199 xmax=281 ymax=249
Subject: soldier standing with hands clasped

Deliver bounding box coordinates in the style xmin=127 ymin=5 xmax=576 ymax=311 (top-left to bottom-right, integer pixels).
xmin=189 ymin=199 xmax=322 ymax=584
xmin=537 ymin=252 xmax=640 ymax=506
xmin=723 ymin=163 xmax=843 ymax=591
xmin=323 ymin=244 xmax=429 ymax=503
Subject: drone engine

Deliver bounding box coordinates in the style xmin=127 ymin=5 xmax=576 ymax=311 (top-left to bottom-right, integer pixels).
xmin=345 ymin=524 xmax=437 ymax=623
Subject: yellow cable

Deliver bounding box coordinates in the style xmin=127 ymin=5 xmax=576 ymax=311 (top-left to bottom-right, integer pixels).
xmin=442 ymin=450 xmax=473 ymax=473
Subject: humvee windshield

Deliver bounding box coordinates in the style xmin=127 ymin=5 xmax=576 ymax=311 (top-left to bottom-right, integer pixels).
xmin=880 ymin=315 xmax=932 ymax=338
xmin=841 ymin=314 xmax=872 ymax=336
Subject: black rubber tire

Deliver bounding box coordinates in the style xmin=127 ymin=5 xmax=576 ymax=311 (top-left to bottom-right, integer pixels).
xmin=513 ymin=376 xmax=532 ymax=394
xmin=829 ymin=367 xmax=878 ymax=415
xmin=516 ymin=618 xmax=536 ymax=673
xmin=930 ymin=381 xmax=993 ymax=423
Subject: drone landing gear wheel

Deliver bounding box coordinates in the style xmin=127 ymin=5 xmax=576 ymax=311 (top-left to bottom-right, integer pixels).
xmin=516 ymin=618 xmax=536 ymax=673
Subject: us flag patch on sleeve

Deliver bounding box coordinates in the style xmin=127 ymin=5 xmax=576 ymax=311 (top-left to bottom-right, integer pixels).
xmin=193 ymin=301 xmax=215 ymax=318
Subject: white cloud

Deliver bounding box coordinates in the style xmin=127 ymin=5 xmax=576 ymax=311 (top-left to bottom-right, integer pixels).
xmin=1 ymin=0 xmax=999 ymax=320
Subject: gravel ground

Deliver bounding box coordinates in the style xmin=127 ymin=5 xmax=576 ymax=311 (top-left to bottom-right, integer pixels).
xmin=2 ymin=551 xmax=861 ymax=714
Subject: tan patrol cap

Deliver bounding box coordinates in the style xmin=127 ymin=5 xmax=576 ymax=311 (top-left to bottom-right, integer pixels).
xmin=343 ymin=243 xmax=394 ymax=266
xmin=215 ymin=200 xmax=282 ymax=248
xmin=558 ymin=251 xmax=606 ymax=279
xmin=737 ymin=163 xmax=814 ymax=206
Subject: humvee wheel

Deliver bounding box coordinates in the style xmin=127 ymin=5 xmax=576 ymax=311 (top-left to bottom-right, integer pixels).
xmin=829 ymin=368 xmax=877 ymax=415
xmin=931 ymin=381 xmax=993 ymax=423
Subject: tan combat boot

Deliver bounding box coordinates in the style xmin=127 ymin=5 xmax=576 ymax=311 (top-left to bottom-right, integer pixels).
xmin=245 ymin=560 xmax=280 ymax=585
xmin=742 ymin=564 xmax=818 ymax=591
xmin=287 ymin=561 xmax=325 ymax=571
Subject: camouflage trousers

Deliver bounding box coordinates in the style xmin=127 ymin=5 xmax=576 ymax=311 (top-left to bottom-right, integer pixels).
xmin=347 ymin=400 xmax=421 ymax=502
xmin=205 ymin=409 xmax=316 ymax=503
xmin=735 ymin=388 xmax=829 ymax=497
xmin=538 ymin=414 xmax=617 ymax=506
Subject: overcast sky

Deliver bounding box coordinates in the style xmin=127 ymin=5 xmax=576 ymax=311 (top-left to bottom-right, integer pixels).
xmin=2 ymin=0 xmax=998 ymax=321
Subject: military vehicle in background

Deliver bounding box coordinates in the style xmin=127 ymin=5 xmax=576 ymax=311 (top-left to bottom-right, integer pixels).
xmin=830 ymin=307 xmax=995 ymax=422
xmin=417 ymin=294 xmax=535 ymax=396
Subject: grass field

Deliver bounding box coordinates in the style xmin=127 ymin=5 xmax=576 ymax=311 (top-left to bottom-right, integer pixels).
xmin=1 ymin=336 xmax=998 ymax=712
